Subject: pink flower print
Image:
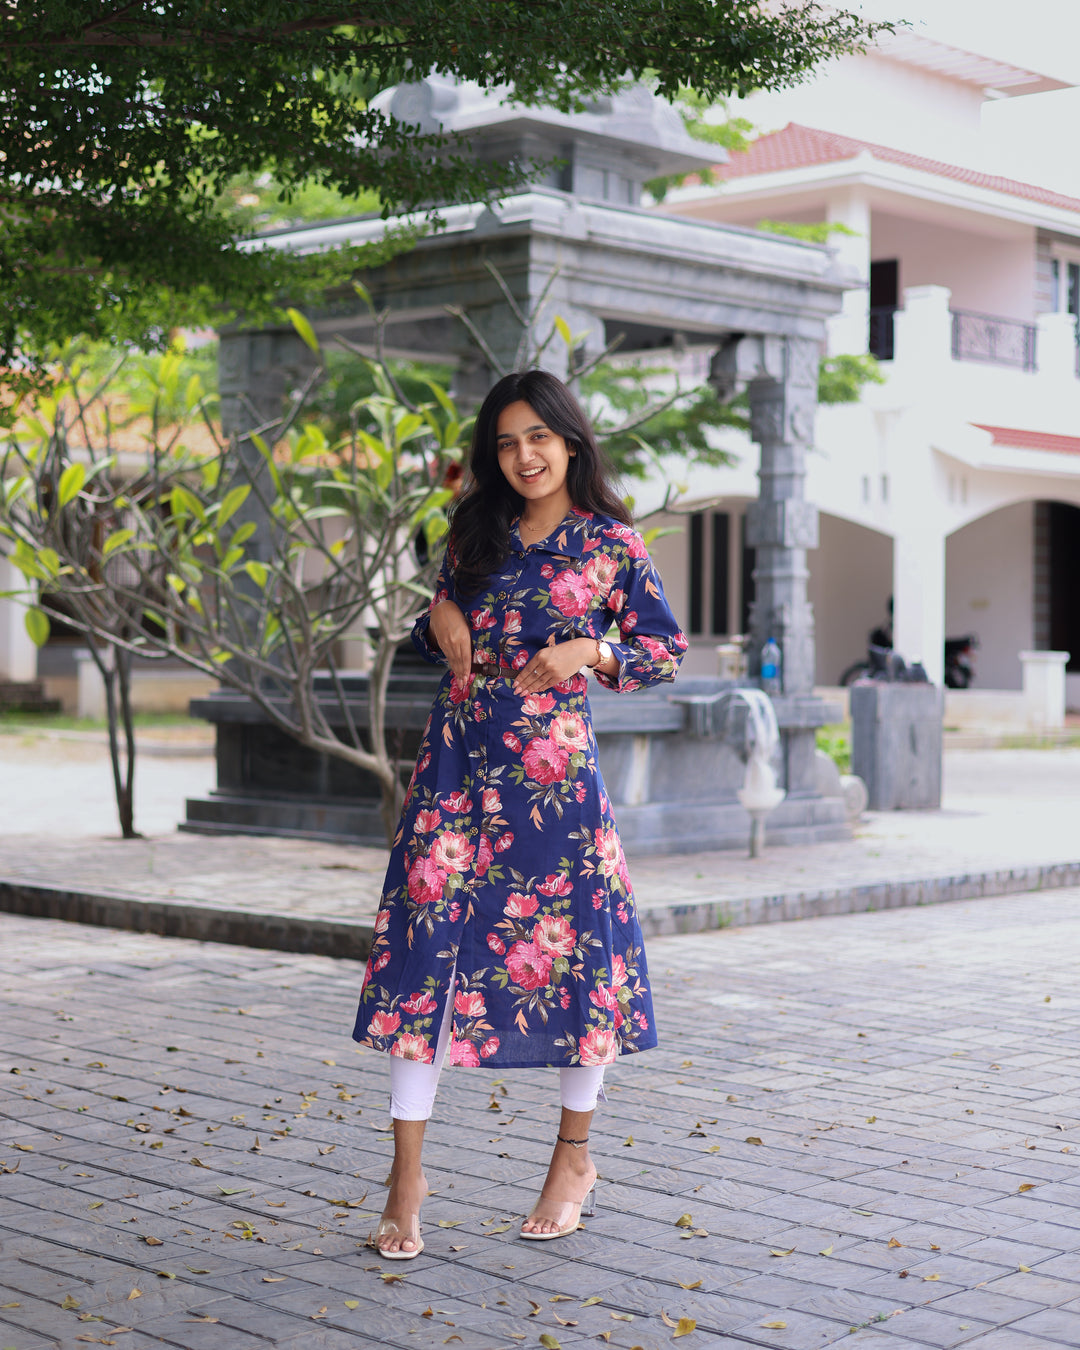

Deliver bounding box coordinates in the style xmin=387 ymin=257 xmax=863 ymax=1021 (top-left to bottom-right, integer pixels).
xmin=374 ymin=910 xmax=390 ymax=934
xmin=626 ymin=533 xmax=648 ymax=558
xmin=480 ymin=1036 xmax=500 ymax=1059
xmin=391 ymin=1032 xmax=434 ymax=1062
xmin=504 ymin=891 xmax=539 ymax=919
xmin=481 ymin=788 xmax=502 ymax=814
xmin=430 ymin=830 xmax=475 ymax=874
xmin=505 ymin=939 xmax=553 ymax=991
xmin=448 ymin=674 xmax=472 ymax=704
xmin=502 ymin=732 xmax=522 ymax=753
xmin=447 ymin=901 xmax=461 ymax=923
xmin=574 ymin=781 xmax=587 ymax=804
xmin=611 ymin=953 xmax=628 ymax=988
xmin=512 ymin=649 xmax=529 ymax=670
xmin=487 ymin=932 xmax=506 ymax=955
xmin=441 ymin=790 xmax=473 ymax=814
xmin=495 ymin=831 xmax=514 ymax=852
xmin=549 ymin=711 xmax=587 ymax=753
xmin=634 ymin=1010 xmax=649 ymax=1030
xmin=521 ymin=691 xmax=555 ymax=716
xmin=401 ymin=990 xmax=438 ymax=1016
xmin=371 ymin=949 xmax=390 ymax=973
xmin=417 ymin=752 xmax=431 ymax=775
xmin=503 ymin=609 xmax=522 ymax=634
xmin=616 ymin=901 xmax=629 ymax=924
xmin=623 ymin=609 xmax=639 ymax=632
xmin=449 ymin=1038 xmax=480 ymax=1067
xmin=474 ymin=833 xmax=494 ymax=878
xmin=408 ymin=855 xmax=449 ymax=906
xmin=537 ymin=872 xmax=573 ymax=897
xmin=414 ymin=808 xmax=441 ymax=834
xmin=638 ymin=635 xmax=671 ymax=662
xmin=559 ymin=987 xmax=571 ymax=1010
xmin=533 ymin=914 xmax=576 ymax=957
xmin=367 ymin=1010 xmax=401 ymax=1038
xmin=522 ymin=736 xmax=569 ymax=785
xmin=549 ymin=568 xmax=594 ymax=617
xmin=454 ymin=990 xmax=486 ymax=1018
xmin=583 ymin=553 xmax=617 ymax=598
xmin=540 ymin=562 xmax=555 ymax=579
xmin=470 ymin=607 xmax=497 ymax=630
xmin=589 ymin=984 xmax=619 ymax=1012
xmin=594 ymin=824 xmax=623 ymax=880
xmin=578 ymin=1026 xmax=617 ymax=1066
xmin=592 ymin=889 xmax=605 ymax=910
xmin=607 ymin=588 xmax=626 ymax=613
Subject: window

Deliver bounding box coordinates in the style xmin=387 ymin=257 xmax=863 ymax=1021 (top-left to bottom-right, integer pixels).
xmin=687 ymin=510 xmax=742 ymax=637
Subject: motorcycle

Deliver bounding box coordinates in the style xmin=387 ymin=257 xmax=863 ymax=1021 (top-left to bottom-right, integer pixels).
xmin=839 ymin=631 xmax=978 ymax=688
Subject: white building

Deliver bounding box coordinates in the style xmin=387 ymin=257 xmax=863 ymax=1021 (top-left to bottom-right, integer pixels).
xmin=648 ymin=31 xmax=1080 ymax=715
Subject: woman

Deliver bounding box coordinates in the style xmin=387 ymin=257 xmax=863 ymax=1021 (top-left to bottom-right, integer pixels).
xmin=354 ymin=369 xmax=686 ymax=1258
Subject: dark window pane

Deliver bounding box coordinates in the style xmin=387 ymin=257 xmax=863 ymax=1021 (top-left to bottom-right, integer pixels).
xmin=711 ymin=512 xmax=730 ymax=635
xmin=688 ymin=512 xmax=704 ymax=635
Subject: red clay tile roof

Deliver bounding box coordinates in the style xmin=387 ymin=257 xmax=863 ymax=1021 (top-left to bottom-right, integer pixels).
xmin=973 ymin=423 xmax=1080 ymax=456
xmin=716 ymin=123 xmax=1080 ymax=217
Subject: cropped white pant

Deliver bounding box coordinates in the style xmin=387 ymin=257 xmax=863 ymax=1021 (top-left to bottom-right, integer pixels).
xmin=388 ymin=974 xmax=605 ymax=1121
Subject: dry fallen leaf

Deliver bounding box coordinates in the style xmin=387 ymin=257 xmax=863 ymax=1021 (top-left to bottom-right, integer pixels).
xmin=539 ymin=1336 xmax=562 ymax=1349
xmin=888 ymin=1237 xmax=903 ymax=1248
xmin=311 ymin=1307 xmax=328 ymax=1320
xmin=675 ymin=1214 xmax=693 ymax=1229
xmin=127 ymin=1290 xmax=141 ymax=1301
xmin=438 ymin=1219 xmax=464 ymax=1228
xmin=262 ymin=1277 xmax=285 ymax=1284
xmin=769 ymin=1247 xmax=795 ymax=1258
xmin=61 ymin=1295 xmax=81 ymax=1310
xmin=746 ymin=1136 xmax=763 ymax=1146
xmin=659 ymin=1311 xmax=678 ymax=1328
xmin=344 ymin=1300 xmax=359 ymax=1310
xmin=143 ymin=1236 xmax=163 ymax=1247
xmin=580 ymin=1296 xmax=603 ymax=1306
xmin=673 ymin=1318 xmax=697 ymax=1338
xmin=186 ymin=1317 xmax=218 ymax=1324
xmin=610 ymin=1312 xmax=634 ymax=1321
xmin=553 ymin=1314 xmax=578 ymax=1327
xmin=929 ymin=1245 xmax=941 ymax=1251
xmin=819 ymin=1245 xmax=833 ymax=1256
xmin=1019 ymin=1264 xmax=1032 ymax=1273
xmin=623 ymin=1135 xmax=634 ymax=1147
xmin=761 ymin=1321 xmax=787 ymax=1330
xmin=677 ymin=1280 xmax=702 ymax=1290
xmin=923 ymin=1274 xmax=941 ymax=1282
xmin=1018 ymin=1183 xmax=1036 ymax=1193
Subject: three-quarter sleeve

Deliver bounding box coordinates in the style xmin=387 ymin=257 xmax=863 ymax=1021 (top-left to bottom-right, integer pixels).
xmin=594 ymin=529 xmax=687 ymax=693
xmin=411 ymin=542 xmax=457 ymax=665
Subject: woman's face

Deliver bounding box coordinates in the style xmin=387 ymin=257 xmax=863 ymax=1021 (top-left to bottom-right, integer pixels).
xmin=495 ymin=400 xmax=574 ymax=514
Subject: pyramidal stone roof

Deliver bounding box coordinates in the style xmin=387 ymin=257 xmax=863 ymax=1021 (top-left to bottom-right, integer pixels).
xmin=714 ymin=123 xmax=1080 ymax=217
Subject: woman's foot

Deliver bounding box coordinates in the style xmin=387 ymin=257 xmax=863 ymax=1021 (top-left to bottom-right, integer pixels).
xmin=520 ymin=1143 xmax=598 ymax=1240
xmin=373 ymin=1168 xmax=428 ymax=1259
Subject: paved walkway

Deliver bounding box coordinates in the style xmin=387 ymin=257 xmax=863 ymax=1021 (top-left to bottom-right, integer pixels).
xmin=3 ymin=890 xmax=1080 ymax=1348
xmin=0 ymin=735 xmax=1079 ymax=951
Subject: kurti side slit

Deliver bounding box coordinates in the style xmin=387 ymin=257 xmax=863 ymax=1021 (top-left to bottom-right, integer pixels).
xmin=354 ymin=507 xmax=687 ymax=1070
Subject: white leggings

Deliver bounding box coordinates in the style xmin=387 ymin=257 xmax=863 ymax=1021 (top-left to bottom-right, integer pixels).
xmin=389 ymin=975 xmax=605 ymax=1121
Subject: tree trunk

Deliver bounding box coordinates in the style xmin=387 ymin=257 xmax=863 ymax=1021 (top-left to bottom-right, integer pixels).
xmin=93 ymin=638 xmax=139 ymax=839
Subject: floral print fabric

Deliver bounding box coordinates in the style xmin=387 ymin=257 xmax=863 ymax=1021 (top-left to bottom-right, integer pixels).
xmin=354 ymin=508 xmax=687 ymax=1069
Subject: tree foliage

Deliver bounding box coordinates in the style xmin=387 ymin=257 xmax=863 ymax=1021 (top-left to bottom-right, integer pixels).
xmin=2 ymin=1 xmax=893 ymax=409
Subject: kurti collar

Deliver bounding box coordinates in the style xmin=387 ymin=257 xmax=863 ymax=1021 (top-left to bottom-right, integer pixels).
xmin=510 ymin=508 xmax=588 ymax=559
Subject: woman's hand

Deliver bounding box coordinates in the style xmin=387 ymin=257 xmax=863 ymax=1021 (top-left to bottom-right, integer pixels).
xmin=512 ymin=638 xmax=598 ymax=696
xmin=429 ymin=601 xmax=472 ymax=682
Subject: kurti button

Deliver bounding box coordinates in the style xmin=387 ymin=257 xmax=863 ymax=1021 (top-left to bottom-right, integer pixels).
xmin=497 ymin=591 xmax=508 ymax=601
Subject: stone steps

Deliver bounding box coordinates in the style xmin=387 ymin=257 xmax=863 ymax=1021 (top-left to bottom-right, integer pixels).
xmin=0 ymin=680 xmax=62 ymax=715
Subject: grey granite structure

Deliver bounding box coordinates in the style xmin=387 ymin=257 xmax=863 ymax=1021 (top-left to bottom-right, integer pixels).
xmin=185 ymin=77 xmax=854 ymax=853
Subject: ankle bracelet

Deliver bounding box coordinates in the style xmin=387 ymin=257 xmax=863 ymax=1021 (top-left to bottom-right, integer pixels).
xmin=557 ymin=1133 xmax=588 ymax=1148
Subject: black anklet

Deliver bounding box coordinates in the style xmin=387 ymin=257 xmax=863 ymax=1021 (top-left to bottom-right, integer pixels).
xmin=557 ymin=1134 xmax=588 ymax=1148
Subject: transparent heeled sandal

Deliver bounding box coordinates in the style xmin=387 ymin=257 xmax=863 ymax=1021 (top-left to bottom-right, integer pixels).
xmin=371 ymin=1211 xmax=424 ymax=1260
xmin=520 ymin=1179 xmax=597 ymax=1241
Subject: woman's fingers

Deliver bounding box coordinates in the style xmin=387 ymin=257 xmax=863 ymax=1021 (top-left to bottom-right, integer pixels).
xmin=429 ymin=601 xmax=471 ymax=679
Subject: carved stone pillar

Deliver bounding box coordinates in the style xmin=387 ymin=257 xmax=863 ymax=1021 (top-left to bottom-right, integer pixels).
xmin=711 ymin=334 xmax=820 ymax=696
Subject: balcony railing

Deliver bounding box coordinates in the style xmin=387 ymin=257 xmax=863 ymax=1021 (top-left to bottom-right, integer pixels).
xmin=951 ymin=308 xmax=1037 ymax=371
xmin=868 ymin=307 xmax=895 ymax=361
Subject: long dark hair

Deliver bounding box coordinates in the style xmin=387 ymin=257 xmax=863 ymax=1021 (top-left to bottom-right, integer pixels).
xmin=449 ymin=370 xmax=631 ymax=597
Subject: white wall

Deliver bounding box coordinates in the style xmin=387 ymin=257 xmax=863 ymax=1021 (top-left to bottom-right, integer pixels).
xmin=872 ymin=212 xmax=1036 ymax=320
xmin=807 ymin=514 xmax=894 ymax=685
xmin=0 ymin=564 xmax=37 ymax=683
xmin=945 ymin=500 xmax=1034 ymax=690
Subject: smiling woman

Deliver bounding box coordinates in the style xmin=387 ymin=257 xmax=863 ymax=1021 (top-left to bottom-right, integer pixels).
xmin=354 ymin=369 xmax=687 ymax=1258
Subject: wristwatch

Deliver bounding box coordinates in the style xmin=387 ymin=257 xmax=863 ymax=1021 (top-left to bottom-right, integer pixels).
xmin=590 ymin=639 xmax=613 ymax=669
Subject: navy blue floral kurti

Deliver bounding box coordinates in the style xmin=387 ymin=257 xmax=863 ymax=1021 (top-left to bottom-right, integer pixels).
xmin=354 ymin=508 xmax=687 ymax=1069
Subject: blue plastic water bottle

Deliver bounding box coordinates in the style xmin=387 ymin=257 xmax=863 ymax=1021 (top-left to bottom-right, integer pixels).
xmin=760 ymin=637 xmax=782 ymax=695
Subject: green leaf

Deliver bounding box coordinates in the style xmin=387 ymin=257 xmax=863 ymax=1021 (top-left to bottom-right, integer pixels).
xmin=102 ymin=528 xmax=135 ymax=556
xmin=287 ymin=308 xmax=320 ymax=354
xmin=244 ymin=561 xmax=269 ymax=588
xmin=215 ymin=485 xmax=250 ymax=528
xmin=57 ymin=462 xmax=86 ymax=508
xmin=231 ymin=520 xmax=257 ymax=546
xmin=554 ymin=314 xmax=573 ymax=348
xmin=24 ymin=607 xmax=50 ymax=647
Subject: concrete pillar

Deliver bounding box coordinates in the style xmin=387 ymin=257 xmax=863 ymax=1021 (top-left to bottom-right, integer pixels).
xmin=892 ymin=285 xmax=953 ymax=377
xmin=0 ymin=559 xmax=37 ymax=682
xmin=1036 ymin=311 xmax=1078 ymax=383
xmin=893 ymin=529 xmax=945 ymax=686
xmin=1020 ymin=649 xmax=1069 ymax=729
xmin=825 ymin=189 xmax=871 ymax=357
xmin=711 ymin=334 xmax=820 ymax=696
